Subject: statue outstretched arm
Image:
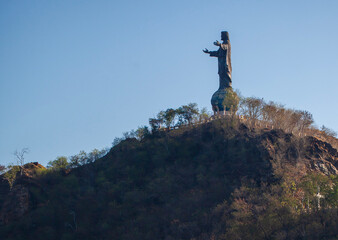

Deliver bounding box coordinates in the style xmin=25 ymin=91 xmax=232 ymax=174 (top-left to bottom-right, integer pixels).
xmin=209 ymin=51 xmax=218 ymax=57
xmin=203 ymin=48 xmax=210 ymax=53
xmin=203 ymin=48 xmax=218 ymax=57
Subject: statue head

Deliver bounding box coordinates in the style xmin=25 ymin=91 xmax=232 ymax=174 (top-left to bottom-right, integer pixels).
xmin=221 ymin=31 xmax=229 ymax=41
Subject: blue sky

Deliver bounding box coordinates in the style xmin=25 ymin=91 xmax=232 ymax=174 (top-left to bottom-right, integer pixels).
xmin=1 ymin=0 xmax=338 ymax=166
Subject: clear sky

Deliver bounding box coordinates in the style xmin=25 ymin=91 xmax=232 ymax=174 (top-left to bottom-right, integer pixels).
xmin=1 ymin=0 xmax=338 ymax=166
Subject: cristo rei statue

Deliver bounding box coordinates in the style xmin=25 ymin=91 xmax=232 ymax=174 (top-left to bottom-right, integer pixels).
xmin=203 ymin=31 xmax=236 ymax=114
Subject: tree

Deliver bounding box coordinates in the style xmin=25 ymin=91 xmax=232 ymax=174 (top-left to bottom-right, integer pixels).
xmin=69 ymin=150 xmax=91 ymax=168
xmin=261 ymin=101 xmax=279 ymax=124
xmin=199 ymin=107 xmax=211 ymax=122
xmin=149 ymin=111 xmax=167 ymax=133
xmin=3 ymin=165 xmax=20 ymax=190
xmin=88 ymin=148 xmax=108 ymax=163
xmin=87 ymin=149 xmax=100 ymax=163
xmin=47 ymin=156 xmax=69 ymax=170
xmin=77 ymin=150 xmax=88 ymax=165
xmin=320 ymin=125 xmax=337 ymax=138
xmin=261 ymin=102 xmax=312 ymax=134
xmin=69 ymin=149 xmax=107 ymax=167
xmin=300 ymin=174 xmax=331 ymax=210
xmin=157 ymin=111 xmax=166 ymax=127
xmin=149 ymin=118 xmax=162 ymax=132
xmin=326 ymin=175 xmax=338 ymax=207
xmin=14 ymin=148 xmax=29 ymax=176
xmin=285 ymin=109 xmax=302 ymax=133
xmin=69 ymin=155 xmax=80 ymax=168
xmin=177 ymin=103 xmax=199 ymax=125
xmin=297 ymin=110 xmax=313 ymax=134
xmin=223 ymin=88 xmax=239 ymax=114
xmin=239 ymin=97 xmax=264 ymax=127
xmin=135 ymin=126 xmax=150 ymax=140
xmin=69 ymin=152 xmax=82 ymax=168
xmin=123 ymin=130 xmax=136 ymax=139
xmin=163 ymin=108 xmax=177 ymax=129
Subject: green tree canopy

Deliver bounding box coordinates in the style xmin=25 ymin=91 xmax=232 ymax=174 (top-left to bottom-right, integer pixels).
xmin=163 ymin=108 xmax=177 ymax=128
xmin=177 ymin=103 xmax=199 ymax=125
xmin=223 ymin=88 xmax=239 ymax=113
xmin=3 ymin=165 xmax=20 ymax=190
xmin=47 ymin=156 xmax=69 ymax=170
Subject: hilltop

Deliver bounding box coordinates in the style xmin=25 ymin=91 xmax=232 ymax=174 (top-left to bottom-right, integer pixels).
xmin=0 ymin=117 xmax=337 ymax=240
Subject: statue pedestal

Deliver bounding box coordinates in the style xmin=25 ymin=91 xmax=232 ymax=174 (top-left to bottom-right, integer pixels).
xmin=211 ymin=87 xmax=232 ymax=113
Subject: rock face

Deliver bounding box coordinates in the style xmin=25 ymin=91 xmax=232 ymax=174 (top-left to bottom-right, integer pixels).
xmin=21 ymin=162 xmax=45 ymax=177
xmin=0 ymin=162 xmax=45 ymax=225
xmin=259 ymin=129 xmax=338 ymax=176
xmin=306 ymin=136 xmax=338 ymax=175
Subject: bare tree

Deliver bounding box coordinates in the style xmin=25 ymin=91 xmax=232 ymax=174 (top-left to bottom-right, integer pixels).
xmin=199 ymin=107 xmax=211 ymax=122
xmin=14 ymin=148 xmax=29 ymax=176
xmin=240 ymin=97 xmax=264 ymax=128
xmin=262 ymin=101 xmax=277 ymax=127
xmin=286 ymin=110 xmax=302 ymax=133
xmin=320 ymin=125 xmax=337 ymax=138
xmin=297 ymin=110 xmax=314 ymax=135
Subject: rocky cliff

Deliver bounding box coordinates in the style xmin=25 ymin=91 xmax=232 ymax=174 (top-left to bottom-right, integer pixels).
xmin=0 ymin=162 xmax=45 ymax=225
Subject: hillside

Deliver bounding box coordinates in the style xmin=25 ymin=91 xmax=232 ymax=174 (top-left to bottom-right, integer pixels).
xmin=0 ymin=118 xmax=338 ymax=240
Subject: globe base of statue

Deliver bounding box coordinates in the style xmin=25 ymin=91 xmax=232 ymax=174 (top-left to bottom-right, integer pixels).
xmin=211 ymin=87 xmax=232 ymax=114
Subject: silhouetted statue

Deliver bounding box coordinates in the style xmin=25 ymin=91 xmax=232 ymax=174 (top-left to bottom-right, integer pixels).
xmin=203 ymin=31 xmax=232 ymax=88
xmin=203 ymin=31 xmax=234 ymax=114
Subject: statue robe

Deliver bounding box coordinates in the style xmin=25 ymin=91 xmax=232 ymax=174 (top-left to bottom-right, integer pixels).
xmin=209 ymin=43 xmax=232 ymax=88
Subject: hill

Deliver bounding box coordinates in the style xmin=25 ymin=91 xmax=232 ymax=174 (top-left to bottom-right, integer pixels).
xmin=0 ymin=118 xmax=337 ymax=240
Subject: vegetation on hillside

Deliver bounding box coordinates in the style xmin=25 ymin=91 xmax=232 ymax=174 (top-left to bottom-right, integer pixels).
xmin=0 ymin=97 xmax=337 ymax=240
